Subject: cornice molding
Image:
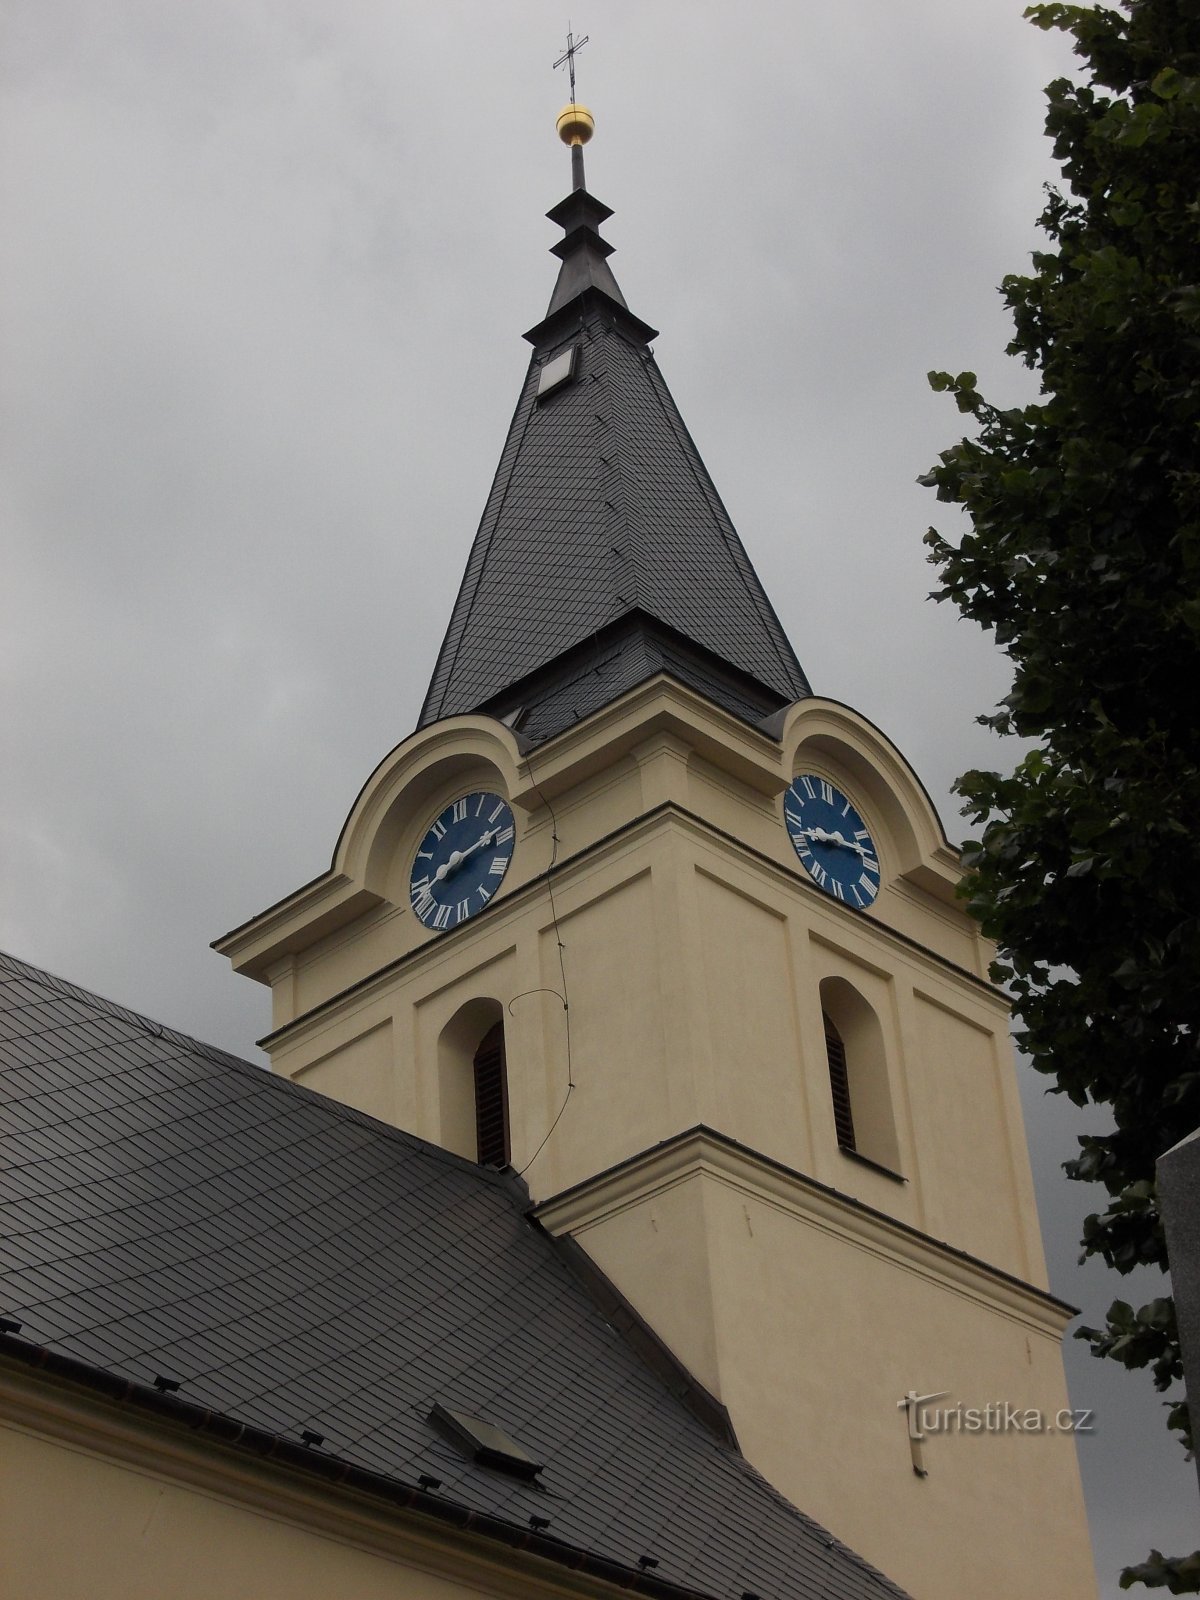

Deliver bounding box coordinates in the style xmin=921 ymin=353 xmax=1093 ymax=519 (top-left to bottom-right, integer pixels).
xmin=512 ymin=674 xmax=786 ymax=805
xmin=533 ymin=1127 xmax=1076 ymax=1339
xmin=260 ymin=801 xmax=1002 ymax=1057
xmin=214 ymin=716 xmax=525 ymax=980
xmin=213 ymin=873 xmax=382 ymax=973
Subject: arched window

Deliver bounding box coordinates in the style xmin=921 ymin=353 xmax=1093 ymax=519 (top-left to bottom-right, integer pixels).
xmin=438 ymin=999 xmax=509 ymax=1166
xmin=823 ymin=1011 xmax=856 ymax=1152
xmin=818 ymin=977 xmax=901 ymax=1176
xmin=472 ymin=1022 xmax=509 ymax=1168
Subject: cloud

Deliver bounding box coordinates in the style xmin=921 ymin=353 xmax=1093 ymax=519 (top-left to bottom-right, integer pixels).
xmin=2 ymin=7 xmax=1192 ymax=1593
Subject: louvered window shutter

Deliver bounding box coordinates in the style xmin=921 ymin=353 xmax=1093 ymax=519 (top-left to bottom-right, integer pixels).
xmin=823 ymin=1012 xmax=856 ymax=1151
xmin=473 ymin=1023 xmax=510 ymax=1167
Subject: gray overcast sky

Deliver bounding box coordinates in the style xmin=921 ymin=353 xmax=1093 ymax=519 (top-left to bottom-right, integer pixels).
xmin=2 ymin=3 xmax=1195 ymax=1591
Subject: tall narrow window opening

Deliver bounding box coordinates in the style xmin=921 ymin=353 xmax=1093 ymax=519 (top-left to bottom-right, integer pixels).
xmin=818 ymin=976 xmax=902 ymax=1175
xmin=823 ymin=1011 xmax=856 ymax=1152
xmin=473 ymin=1022 xmax=509 ymax=1167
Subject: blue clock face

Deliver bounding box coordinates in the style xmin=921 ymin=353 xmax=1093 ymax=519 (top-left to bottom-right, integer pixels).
xmin=410 ymin=791 xmax=515 ymax=932
xmin=784 ymin=774 xmax=881 ymax=909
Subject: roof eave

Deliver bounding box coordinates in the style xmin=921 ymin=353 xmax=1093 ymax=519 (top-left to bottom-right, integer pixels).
xmin=0 ymin=1338 xmax=728 ymax=1600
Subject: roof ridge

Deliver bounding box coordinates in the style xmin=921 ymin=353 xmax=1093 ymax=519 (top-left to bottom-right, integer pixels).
xmin=417 ymin=345 xmax=544 ymax=729
xmin=636 ymin=349 xmax=810 ymax=696
xmin=592 ymin=320 xmax=637 ymax=620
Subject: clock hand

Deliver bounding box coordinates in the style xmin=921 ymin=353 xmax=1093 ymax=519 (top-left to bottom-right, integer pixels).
xmin=433 ymin=829 xmax=498 ymax=885
xmin=432 ymin=849 xmax=463 ymax=884
xmin=802 ymin=827 xmax=868 ymax=856
xmin=458 ymin=828 xmax=498 ymax=862
xmin=826 ymin=831 xmax=866 ymax=855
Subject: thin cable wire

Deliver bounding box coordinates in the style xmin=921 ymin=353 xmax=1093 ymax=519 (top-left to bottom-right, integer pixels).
xmin=515 ymin=757 xmax=574 ymax=1179
xmin=507 ymin=988 xmax=566 ymax=1012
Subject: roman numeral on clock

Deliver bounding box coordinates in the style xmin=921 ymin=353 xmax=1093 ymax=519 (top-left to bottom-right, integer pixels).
xmin=411 ymin=793 xmax=514 ymax=935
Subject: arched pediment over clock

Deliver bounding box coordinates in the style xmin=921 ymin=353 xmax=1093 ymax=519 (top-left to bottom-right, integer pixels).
xmin=214 ymin=715 xmax=525 ymax=986
xmin=778 ymin=698 xmax=962 ymax=906
xmin=333 ymin=716 xmax=526 ymax=898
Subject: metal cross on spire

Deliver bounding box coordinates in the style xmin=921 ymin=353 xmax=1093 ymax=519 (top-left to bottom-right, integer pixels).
xmin=553 ymin=24 xmax=589 ymax=103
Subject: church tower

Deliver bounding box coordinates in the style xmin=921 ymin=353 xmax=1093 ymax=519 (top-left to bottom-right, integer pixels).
xmin=216 ymin=103 xmax=1096 ymax=1600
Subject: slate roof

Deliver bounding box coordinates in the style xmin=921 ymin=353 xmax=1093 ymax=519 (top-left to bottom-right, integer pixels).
xmin=418 ymin=176 xmax=811 ymax=743
xmin=0 ymin=948 xmax=908 ymax=1600
xmin=484 ymin=614 xmax=793 ymax=746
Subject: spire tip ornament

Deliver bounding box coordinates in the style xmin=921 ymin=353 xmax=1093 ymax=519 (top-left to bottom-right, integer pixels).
xmin=553 ymin=25 xmax=592 ymax=186
xmin=556 ymin=102 xmax=595 ymax=147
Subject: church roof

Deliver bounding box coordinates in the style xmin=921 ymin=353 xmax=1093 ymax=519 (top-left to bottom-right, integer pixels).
xmin=418 ymin=159 xmax=811 ymax=743
xmin=0 ymin=948 xmax=907 ymax=1600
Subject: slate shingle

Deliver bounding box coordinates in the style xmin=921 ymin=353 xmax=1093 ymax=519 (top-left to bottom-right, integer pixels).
xmin=419 ymin=187 xmax=811 ymax=744
xmin=0 ymin=948 xmax=907 ymax=1599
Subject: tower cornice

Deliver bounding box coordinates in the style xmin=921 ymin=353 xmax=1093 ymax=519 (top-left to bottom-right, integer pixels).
xmin=531 ymin=1125 xmax=1076 ymax=1336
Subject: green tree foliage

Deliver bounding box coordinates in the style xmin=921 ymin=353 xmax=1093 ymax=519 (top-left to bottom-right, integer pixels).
xmin=920 ymin=2 xmax=1200 ymax=1587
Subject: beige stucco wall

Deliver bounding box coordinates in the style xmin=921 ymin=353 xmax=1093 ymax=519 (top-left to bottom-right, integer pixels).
xmin=213 ymin=682 xmax=1094 ymax=1599
xmin=535 ymin=1137 xmax=1095 ymax=1600
xmin=234 ymin=801 xmax=1040 ymax=1281
xmin=0 ymin=1403 xmax=594 ymax=1600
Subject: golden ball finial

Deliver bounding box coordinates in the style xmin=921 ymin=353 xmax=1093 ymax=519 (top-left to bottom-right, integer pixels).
xmin=556 ymin=102 xmax=595 ymax=147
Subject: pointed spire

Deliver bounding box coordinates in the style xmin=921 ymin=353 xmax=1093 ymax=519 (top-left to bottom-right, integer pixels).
xmin=418 ymin=99 xmax=809 ymax=743
xmin=534 ymin=101 xmax=654 ymax=342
